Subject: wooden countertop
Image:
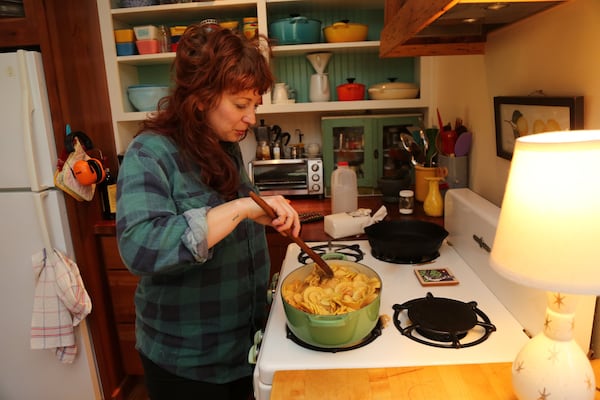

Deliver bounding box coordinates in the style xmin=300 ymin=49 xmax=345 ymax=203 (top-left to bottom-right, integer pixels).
xmin=95 ymin=195 xmax=445 ymax=240
xmin=270 ymin=360 xmax=600 ymax=400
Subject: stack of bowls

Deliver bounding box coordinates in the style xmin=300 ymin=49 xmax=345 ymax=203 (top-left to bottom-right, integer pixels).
xmin=169 ymin=26 xmax=187 ymax=52
xmin=114 ymin=29 xmax=136 ymax=56
xmin=134 ymin=25 xmax=160 ymax=54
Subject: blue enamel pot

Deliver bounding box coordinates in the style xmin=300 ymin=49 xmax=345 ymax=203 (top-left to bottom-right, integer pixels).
xmin=269 ymin=16 xmax=322 ymax=45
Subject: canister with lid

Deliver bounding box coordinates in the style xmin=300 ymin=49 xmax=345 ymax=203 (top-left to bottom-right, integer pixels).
xmin=243 ymin=17 xmax=258 ymax=39
xmin=200 ymin=18 xmax=219 ymax=34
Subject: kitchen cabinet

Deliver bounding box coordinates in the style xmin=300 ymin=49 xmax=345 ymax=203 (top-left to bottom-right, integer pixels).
xmin=380 ymin=0 xmax=569 ymax=57
xmin=0 ymin=0 xmax=43 ymax=47
xmin=321 ymin=114 xmax=422 ymax=190
xmin=96 ymin=0 xmax=432 ymax=155
xmin=95 ymin=228 xmax=144 ymax=376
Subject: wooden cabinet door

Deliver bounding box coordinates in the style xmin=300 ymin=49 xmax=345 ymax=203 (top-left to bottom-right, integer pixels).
xmin=0 ymin=0 xmax=47 ymax=47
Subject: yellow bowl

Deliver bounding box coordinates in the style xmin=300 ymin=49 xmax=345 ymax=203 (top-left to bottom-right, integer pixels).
xmin=114 ymin=29 xmax=135 ymax=43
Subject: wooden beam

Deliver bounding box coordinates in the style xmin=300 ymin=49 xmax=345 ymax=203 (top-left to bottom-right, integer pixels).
xmin=380 ymin=0 xmax=459 ymax=57
xmin=381 ymin=41 xmax=485 ymax=57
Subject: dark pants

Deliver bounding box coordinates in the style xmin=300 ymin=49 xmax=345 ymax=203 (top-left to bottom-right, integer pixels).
xmin=139 ymin=352 xmax=253 ymax=400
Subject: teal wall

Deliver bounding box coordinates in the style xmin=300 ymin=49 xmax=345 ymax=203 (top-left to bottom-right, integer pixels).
xmin=272 ymin=54 xmax=415 ymax=103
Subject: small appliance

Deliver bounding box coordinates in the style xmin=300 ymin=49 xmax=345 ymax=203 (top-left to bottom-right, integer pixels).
xmin=249 ymin=158 xmax=324 ymax=197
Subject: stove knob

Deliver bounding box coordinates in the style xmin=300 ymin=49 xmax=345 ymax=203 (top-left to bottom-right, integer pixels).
xmin=266 ymin=272 xmax=279 ymax=304
xmin=247 ymin=330 xmax=263 ymax=364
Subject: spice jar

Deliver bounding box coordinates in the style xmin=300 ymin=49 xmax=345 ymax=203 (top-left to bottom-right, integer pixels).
xmin=399 ymin=190 xmax=414 ymax=215
xmin=243 ymin=17 xmax=258 ymax=39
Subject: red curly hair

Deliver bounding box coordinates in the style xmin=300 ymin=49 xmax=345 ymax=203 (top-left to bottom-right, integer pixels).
xmin=140 ymin=25 xmax=274 ymax=199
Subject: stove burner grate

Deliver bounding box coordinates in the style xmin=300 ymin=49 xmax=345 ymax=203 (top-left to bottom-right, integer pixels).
xmin=392 ymin=292 xmax=496 ymax=348
xmin=285 ymin=318 xmax=383 ymax=353
xmin=370 ymin=250 xmax=440 ymax=264
xmin=297 ymin=243 xmax=364 ymax=265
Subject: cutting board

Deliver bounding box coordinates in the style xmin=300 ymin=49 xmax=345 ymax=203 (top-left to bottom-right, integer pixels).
xmin=270 ymin=360 xmax=600 ymax=400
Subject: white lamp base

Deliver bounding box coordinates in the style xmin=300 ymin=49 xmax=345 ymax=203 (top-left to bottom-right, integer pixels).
xmin=512 ymin=292 xmax=596 ymax=400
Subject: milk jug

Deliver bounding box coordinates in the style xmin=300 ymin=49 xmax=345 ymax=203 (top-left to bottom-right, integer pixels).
xmin=331 ymin=161 xmax=357 ymax=214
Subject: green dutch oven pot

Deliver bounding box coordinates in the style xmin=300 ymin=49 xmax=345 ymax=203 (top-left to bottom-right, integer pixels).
xmin=281 ymin=260 xmax=382 ymax=348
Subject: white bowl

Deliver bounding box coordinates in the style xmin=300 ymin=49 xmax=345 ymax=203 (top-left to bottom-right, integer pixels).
xmin=127 ymin=84 xmax=169 ymax=112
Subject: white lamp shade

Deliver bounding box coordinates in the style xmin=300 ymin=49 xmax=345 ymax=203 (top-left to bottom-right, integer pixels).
xmin=490 ymin=130 xmax=600 ymax=294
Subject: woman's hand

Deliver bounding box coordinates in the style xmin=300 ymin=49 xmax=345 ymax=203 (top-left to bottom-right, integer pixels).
xmin=245 ymin=195 xmax=301 ymax=237
xmin=205 ymin=195 xmax=300 ymax=248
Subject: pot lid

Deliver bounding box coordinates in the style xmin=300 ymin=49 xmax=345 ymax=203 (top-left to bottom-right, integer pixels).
xmin=326 ymin=19 xmax=367 ymax=29
xmin=369 ymin=80 xmax=418 ymax=91
xmin=337 ymin=77 xmax=365 ymax=88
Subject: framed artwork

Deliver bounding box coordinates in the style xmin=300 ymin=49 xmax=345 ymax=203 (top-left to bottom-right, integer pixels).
xmin=493 ymin=96 xmax=584 ymax=160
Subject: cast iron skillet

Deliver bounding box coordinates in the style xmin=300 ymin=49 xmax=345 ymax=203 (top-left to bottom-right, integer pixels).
xmin=364 ymin=220 xmax=448 ymax=263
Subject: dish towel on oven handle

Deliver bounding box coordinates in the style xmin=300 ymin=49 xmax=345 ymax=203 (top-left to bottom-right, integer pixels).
xmin=30 ymin=248 xmax=92 ymax=363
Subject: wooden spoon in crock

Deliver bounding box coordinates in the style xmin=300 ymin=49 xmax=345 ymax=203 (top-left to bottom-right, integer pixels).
xmin=249 ymin=191 xmax=334 ymax=279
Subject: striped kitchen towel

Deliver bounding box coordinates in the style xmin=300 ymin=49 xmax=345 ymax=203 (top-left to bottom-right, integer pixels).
xmin=30 ymin=248 xmax=92 ymax=363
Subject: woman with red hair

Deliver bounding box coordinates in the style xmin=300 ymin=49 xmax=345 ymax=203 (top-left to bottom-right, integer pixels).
xmin=116 ymin=24 xmax=299 ymax=400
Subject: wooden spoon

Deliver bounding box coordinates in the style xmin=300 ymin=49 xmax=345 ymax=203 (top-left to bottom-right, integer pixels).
xmin=249 ymin=192 xmax=334 ymax=279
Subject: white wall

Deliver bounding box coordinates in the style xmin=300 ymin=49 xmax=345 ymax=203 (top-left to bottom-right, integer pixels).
xmin=431 ymin=0 xmax=600 ymax=355
xmin=433 ymin=0 xmax=600 ymax=205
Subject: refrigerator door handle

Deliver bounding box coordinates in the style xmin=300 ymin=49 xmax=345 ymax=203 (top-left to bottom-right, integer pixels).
xmin=33 ymin=192 xmax=53 ymax=249
xmin=17 ymin=50 xmax=44 ymax=192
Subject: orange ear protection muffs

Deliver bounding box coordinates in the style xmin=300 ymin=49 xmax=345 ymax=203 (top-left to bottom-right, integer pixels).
xmin=73 ymin=158 xmax=106 ymax=185
xmin=64 ymin=130 xmax=106 ymax=185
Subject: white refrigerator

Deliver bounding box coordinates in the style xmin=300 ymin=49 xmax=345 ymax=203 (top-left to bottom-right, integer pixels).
xmin=0 ymin=50 xmax=101 ymax=399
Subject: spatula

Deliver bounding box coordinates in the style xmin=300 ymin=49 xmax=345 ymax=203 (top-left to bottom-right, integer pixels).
xmin=249 ymin=192 xmax=334 ymax=279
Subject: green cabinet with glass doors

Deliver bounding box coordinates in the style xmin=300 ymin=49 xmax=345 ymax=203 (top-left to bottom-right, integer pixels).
xmin=321 ymin=114 xmax=422 ymax=192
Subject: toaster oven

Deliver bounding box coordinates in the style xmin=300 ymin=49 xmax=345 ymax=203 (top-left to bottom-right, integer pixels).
xmin=248 ymin=158 xmax=324 ymax=197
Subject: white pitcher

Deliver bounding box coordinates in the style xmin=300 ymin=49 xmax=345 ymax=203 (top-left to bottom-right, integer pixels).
xmin=272 ymin=82 xmax=289 ymax=104
xmin=309 ymin=73 xmax=330 ymax=102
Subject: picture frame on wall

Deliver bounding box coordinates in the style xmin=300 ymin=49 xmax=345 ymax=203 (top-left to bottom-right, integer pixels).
xmin=493 ymin=96 xmax=584 ymax=160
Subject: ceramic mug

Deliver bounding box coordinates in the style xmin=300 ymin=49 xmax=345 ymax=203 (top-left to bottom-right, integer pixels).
xmin=306 ymin=143 xmax=320 ymax=156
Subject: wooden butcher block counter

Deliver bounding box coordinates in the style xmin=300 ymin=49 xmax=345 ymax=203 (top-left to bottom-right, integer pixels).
xmin=271 ymin=360 xmax=600 ymax=400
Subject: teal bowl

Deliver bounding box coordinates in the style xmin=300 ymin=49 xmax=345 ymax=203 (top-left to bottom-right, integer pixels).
xmin=127 ymin=84 xmax=169 ymax=112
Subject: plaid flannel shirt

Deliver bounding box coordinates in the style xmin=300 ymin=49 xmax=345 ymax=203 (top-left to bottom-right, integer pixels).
xmin=116 ymin=132 xmax=269 ymax=383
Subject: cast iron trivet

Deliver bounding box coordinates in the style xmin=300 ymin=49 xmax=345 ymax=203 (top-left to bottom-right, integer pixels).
xmin=392 ymin=292 xmax=496 ymax=348
xmin=298 ymin=243 xmax=364 ymax=264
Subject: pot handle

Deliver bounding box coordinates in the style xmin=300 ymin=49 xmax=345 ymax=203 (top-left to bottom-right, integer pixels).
xmin=332 ymin=20 xmax=350 ymax=29
xmin=290 ymin=16 xmax=309 ymax=24
xmin=307 ymin=315 xmax=347 ymax=327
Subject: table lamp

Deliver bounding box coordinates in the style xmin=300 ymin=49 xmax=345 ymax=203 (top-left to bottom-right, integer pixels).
xmin=490 ymin=130 xmax=600 ymax=400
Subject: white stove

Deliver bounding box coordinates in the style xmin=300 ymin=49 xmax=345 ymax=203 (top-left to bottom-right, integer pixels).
xmin=252 ymin=189 xmax=596 ymax=400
